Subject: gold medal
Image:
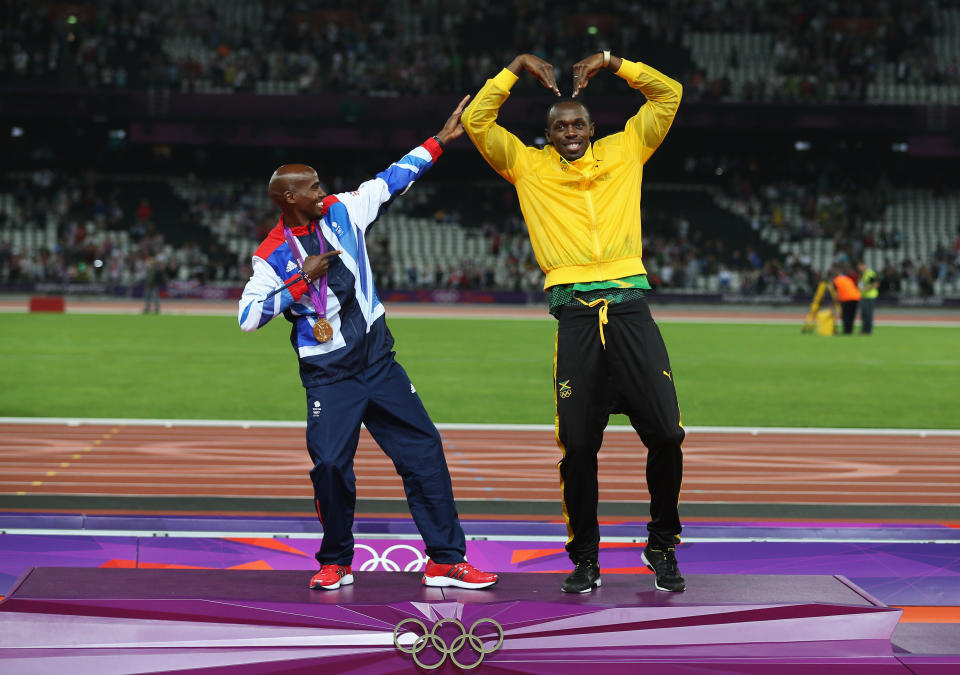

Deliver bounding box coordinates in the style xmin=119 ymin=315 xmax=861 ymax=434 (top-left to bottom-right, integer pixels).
xmin=313 ymin=318 xmax=333 ymax=343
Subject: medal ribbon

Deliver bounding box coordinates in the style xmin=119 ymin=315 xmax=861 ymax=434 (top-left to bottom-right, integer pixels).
xmin=281 ymin=217 xmax=328 ymax=320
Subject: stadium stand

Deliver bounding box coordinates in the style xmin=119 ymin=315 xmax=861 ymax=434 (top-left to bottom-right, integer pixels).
xmin=1 ymin=1 xmax=959 ymax=302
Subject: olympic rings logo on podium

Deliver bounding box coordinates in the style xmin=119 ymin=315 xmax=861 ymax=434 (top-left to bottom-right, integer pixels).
xmin=354 ymin=543 xmax=429 ymax=572
xmin=393 ymin=616 xmax=504 ymax=670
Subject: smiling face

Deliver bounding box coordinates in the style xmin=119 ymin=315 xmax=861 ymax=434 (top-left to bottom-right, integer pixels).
xmin=545 ymin=101 xmax=595 ymax=161
xmin=268 ymin=164 xmax=327 ymax=222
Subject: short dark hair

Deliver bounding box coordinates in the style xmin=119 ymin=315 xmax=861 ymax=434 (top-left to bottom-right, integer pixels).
xmin=546 ymin=98 xmax=592 ymax=127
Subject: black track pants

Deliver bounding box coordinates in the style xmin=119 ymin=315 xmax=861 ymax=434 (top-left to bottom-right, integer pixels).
xmin=554 ymin=297 xmax=684 ymax=561
xmin=840 ymin=300 xmax=859 ymax=334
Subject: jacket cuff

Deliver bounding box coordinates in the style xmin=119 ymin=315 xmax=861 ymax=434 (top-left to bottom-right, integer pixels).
xmin=493 ymin=68 xmax=519 ymax=90
xmin=614 ymin=58 xmax=642 ymax=81
xmin=284 ymin=272 xmax=308 ymax=300
xmin=423 ymin=136 xmax=444 ymax=161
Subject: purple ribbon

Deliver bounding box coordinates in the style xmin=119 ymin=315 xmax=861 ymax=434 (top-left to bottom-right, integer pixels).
xmin=282 ymin=217 xmax=328 ymax=320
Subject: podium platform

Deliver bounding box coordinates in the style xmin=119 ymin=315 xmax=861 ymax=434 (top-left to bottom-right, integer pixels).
xmin=0 ymin=567 xmax=929 ymax=673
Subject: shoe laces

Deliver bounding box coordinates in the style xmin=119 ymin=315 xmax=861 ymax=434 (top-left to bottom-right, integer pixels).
xmin=649 ymin=548 xmax=679 ymax=572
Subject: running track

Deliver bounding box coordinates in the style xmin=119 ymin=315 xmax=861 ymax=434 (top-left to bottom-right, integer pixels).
xmin=2 ymin=422 xmax=958 ymax=510
xmin=3 ymin=299 xmax=958 ymax=516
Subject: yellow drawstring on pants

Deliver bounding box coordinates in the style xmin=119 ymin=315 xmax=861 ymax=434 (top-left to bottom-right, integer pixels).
xmin=576 ymin=297 xmax=609 ymax=348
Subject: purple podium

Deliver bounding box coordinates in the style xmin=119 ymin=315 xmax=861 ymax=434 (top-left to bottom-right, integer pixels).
xmin=0 ymin=567 xmax=909 ymax=673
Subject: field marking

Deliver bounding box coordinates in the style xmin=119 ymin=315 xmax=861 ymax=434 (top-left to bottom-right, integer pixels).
xmin=2 ymin=418 xmax=959 ymax=436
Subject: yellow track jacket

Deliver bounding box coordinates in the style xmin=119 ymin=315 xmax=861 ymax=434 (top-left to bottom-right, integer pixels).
xmin=462 ymin=59 xmax=682 ymax=289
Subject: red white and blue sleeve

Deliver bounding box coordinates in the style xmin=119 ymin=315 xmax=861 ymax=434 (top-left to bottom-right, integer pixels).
xmin=237 ymin=226 xmax=308 ymax=332
xmin=335 ymin=136 xmax=444 ymax=233
xmin=237 ymin=138 xmax=443 ymax=331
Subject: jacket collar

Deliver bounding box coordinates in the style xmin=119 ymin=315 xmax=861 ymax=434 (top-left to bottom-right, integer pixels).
xmin=279 ymin=215 xmax=316 ymax=237
xmin=551 ymin=143 xmax=598 ymax=172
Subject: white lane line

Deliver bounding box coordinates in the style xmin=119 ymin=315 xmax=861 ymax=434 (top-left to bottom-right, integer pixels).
xmin=2 ymin=418 xmax=959 ymax=436
xmin=2 ymin=528 xmax=960 ymax=545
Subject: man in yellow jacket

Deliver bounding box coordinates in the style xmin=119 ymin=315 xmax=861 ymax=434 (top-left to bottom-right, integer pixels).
xmin=462 ymin=51 xmax=685 ymax=594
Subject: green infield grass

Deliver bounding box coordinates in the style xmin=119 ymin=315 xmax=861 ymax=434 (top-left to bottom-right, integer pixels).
xmin=1 ymin=312 xmax=957 ymax=428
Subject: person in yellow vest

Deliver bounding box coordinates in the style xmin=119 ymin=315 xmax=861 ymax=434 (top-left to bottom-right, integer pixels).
xmin=832 ymin=265 xmax=862 ymax=334
xmin=857 ymin=261 xmax=879 ymax=334
xmin=461 ymin=51 xmax=685 ymax=594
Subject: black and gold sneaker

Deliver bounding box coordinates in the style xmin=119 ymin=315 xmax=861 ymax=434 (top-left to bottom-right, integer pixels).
xmin=641 ymin=546 xmax=685 ymax=592
xmin=561 ymin=559 xmax=601 ymax=593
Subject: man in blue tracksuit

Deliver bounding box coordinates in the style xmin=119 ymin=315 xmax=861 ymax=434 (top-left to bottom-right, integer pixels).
xmin=238 ymin=96 xmax=497 ymax=591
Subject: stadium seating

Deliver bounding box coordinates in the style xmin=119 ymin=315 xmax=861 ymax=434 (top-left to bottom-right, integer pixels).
xmin=720 ymin=186 xmax=960 ymax=297
xmin=2 ymin=2 xmax=959 ymax=298
xmin=681 ymin=6 xmax=960 ymax=105
xmin=7 ymin=172 xmax=956 ymax=298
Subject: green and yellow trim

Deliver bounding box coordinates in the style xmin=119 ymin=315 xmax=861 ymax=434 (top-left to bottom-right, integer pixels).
xmin=553 ymin=329 xmax=574 ymax=546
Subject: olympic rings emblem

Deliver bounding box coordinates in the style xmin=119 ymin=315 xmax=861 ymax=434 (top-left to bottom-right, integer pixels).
xmin=393 ymin=617 xmax=504 ymax=670
xmin=354 ymin=543 xmax=429 ymax=572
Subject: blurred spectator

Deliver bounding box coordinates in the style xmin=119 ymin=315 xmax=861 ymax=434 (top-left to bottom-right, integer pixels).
xmin=857 ymin=260 xmax=879 ymax=334
xmin=142 ymin=254 xmax=167 ymax=313
xmin=832 ymin=264 xmax=862 ymax=334
xmin=1 ymin=0 xmax=958 ymax=299
xmin=1 ymin=170 xmax=958 ymax=298
xmin=0 ymin=0 xmax=953 ymax=104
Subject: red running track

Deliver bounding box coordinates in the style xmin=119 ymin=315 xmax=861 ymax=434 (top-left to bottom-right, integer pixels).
xmin=1 ymin=423 xmax=958 ymax=508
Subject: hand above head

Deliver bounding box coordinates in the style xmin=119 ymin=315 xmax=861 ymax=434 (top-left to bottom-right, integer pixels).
xmin=508 ymin=54 xmax=560 ymax=96
xmin=301 ymin=250 xmax=342 ymax=283
xmin=436 ymin=94 xmax=471 ymax=146
xmin=571 ymin=50 xmax=622 ymax=97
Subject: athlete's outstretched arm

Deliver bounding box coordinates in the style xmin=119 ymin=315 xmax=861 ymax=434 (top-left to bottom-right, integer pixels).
xmin=507 ymin=53 xmax=560 ymax=96
xmin=461 ymin=54 xmax=552 ymax=182
xmin=571 ymin=51 xmax=624 ymax=97
xmin=573 ymin=51 xmax=682 ymax=163
xmin=337 ymin=95 xmax=472 ymax=233
xmin=436 ymin=94 xmax=471 ymax=145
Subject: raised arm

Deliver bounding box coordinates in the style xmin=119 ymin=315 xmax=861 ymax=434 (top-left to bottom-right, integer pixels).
xmin=507 ymin=53 xmax=561 ymax=95
xmin=570 ymin=50 xmax=623 ymax=97
xmin=338 ymin=96 xmax=471 ymax=233
xmin=571 ymin=51 xmax=682 ymax=163
xmin=461 ymin=54 xmax=558 ymax=183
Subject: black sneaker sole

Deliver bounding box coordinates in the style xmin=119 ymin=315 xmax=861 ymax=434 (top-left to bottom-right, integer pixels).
xmin=561 ymin=577 xmax=602 ymax=594
xmin=641 ymin=551 xmax=685 ymax=592
xmin=652 ymin=579 xmax=685 ymax=592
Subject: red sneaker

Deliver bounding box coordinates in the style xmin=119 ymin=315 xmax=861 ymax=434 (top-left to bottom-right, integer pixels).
xmin=309 ymin=564 xmax=353 ymax=590
xmin=421 ymin=560 xmax=498 ymax=589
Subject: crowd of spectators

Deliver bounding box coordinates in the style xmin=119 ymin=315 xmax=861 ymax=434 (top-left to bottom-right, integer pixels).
xmin=2 ymin=165 xmax=959 ymax=299
xmin=0 ymin=170 xmax=221 ymax=291
xmin=2 ymin=0 xmax=959 ymax=297
xmin=2 ymin=0 xmax=958 ymax=103
xmin=716 ymin=157 xmax=960 ymax=297
xmin=735 ymin=0 xmax=954 ymax=103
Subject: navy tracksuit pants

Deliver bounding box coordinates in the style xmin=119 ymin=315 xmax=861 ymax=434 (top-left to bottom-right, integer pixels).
xmin=305 ymin=354 xmax=466 ymax=566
